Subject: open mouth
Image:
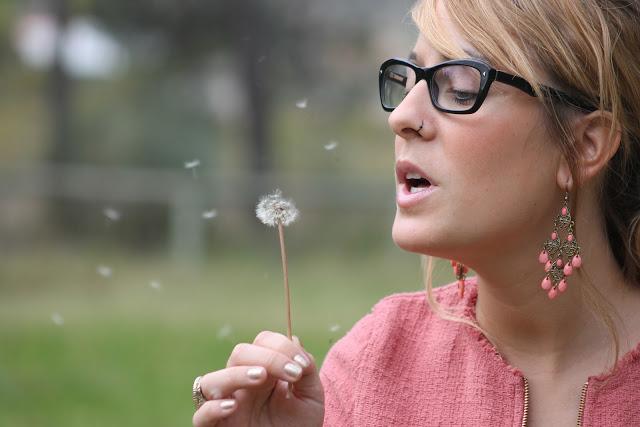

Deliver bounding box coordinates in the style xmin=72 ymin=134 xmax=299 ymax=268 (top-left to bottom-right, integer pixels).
xmin=395 ymin=160 xmax=437 ymax=207
xmin=405 ymin=172 xmax=432 ymax=193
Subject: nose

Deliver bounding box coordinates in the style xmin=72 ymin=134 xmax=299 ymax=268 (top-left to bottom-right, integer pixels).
xmin=388 ymin=80 xmax=436 ymax=140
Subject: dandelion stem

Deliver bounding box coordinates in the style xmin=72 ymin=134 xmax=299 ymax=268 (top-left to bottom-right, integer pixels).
xmin=278 ymin=222 xmax=293 ymax=340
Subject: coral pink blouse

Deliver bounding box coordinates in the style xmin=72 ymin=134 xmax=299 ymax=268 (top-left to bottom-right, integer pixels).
xmin=320 ymin=277 xmax=640 ymax=426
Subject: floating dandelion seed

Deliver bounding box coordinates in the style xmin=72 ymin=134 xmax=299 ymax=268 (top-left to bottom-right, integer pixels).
xmin=202 ymin=209 xmax=218 ymax=220
xmin=97 ymin=265 xmax=112 ymax=278
xmin=324 ymin=141 xmax=339 ymax=151
xmin=51 ymin=312 xmax=64 ymax=326
xmin=184 ymin=159 xmax=200 ymax=169
xmin=184 ymin=159 xmax=201 ymax=179
xmin=256 ymin=189 xmax=299 ymax=341
xmin=149 ymin=280 xmax=161 ymax=291
xmin=256 ymin=190 xmax=299 ymax=227
xmin=217 ymin=324 xmax=233 ymax=340
xmin=103 ymin=207 xmax=121 ymax=221
xmin=329 ymin=324 xmax=341 ymax=333
xmin=295 ymin=98 xmax=308 ymax=109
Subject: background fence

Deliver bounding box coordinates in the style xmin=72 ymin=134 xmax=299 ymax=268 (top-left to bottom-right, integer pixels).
xmin=0 ymin=1 xmax=458 ymax=426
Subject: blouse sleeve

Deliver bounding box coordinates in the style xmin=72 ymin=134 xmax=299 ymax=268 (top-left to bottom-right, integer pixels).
xmin=319 ymin=308 xmax=378 ymax=426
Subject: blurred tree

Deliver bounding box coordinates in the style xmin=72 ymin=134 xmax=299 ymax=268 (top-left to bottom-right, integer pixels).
xmin=48 ymin=0 xmax=71 ymax=166
xmin=47 ymin=0 xmax=76 ymax=232
xmin=35 ymin=0 xmax=316 ymax=239
xmin=87 ymin=0 xmax=313 ymax=176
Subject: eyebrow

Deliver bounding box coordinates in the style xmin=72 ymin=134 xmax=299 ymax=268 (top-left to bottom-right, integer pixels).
xmin=408 ymin=48 xmax=488 ymax=64
xmin=462 ymin=47 xmax=487 ymax=62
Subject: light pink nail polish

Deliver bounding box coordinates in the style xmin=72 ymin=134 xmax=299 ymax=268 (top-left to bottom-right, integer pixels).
xmin=294 ymin=354 xmax=309 ymax=368
xmin=247 ymin=367 xmax=264 ymax=380
xmin=220 ymin=399 xmax=236 ymax=410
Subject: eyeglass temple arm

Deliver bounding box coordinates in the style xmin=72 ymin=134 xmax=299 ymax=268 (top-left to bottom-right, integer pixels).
xmin=494 ymin=71 xmax=536 ymax=96
xmin=495 ymin=71 xmax=596 ymax=111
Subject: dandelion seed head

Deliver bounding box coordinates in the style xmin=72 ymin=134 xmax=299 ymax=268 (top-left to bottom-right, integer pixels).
xmin=149 ymin=280 xmax=161 ymax=290
xmin=324 ymin=141 xmax=339 ymax=151
xmin=256 ymin=189 xmax=299 ymax=227
xmin=202 ymin=209 xmax=218 ymax=220
xmin=329 ymin=324 xmax=341 ymax=333
xmin=51 ymin=312 xmax=64 ymax=326
xmin=103 ymin=207 xmax=121 ymax=221
xmin=295 ymin=98 xmax=308 ymax=109
xmin=184 ymin=159 xmax=201 ymax=169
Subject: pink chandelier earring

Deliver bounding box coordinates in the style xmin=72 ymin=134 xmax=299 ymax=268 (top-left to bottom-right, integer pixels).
xmin=538 ymin=191 xmax=582 ymax=299
xmin=451 ymin=260 xmax=468 ymax=298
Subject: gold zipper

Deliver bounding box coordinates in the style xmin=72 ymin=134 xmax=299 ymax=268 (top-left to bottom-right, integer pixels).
xmin=521 ymin=378 xmax=589 ymax=427
xmin=576 ymin=381 xmax=588 ymax=427
xmin=521 ymin=377 xmax=530 ymax=427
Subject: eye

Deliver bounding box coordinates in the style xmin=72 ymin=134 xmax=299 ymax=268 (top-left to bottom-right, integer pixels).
xmin=432 ymin=64 xmax=481 ymax=110
xmin=448 ymin=90 xmax=478 ymax=105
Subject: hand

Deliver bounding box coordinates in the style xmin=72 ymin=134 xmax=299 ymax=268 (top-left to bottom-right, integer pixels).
xmin=192 ymin=331 xmax=324 ymax=427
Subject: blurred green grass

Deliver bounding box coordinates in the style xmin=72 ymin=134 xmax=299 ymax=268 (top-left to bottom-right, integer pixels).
xmin=0 ymin=245 xmax=452 ymax=426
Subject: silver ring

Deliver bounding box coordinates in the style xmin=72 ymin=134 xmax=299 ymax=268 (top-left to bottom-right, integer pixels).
xmin=192 ymin=375 xmax=206 ymax=410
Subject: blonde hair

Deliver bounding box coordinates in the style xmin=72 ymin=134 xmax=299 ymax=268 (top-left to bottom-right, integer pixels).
xmin=412 ymin=0 xmax=640 ymax=370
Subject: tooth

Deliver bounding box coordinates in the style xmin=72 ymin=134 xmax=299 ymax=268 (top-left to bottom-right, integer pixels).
xmin=406 ymin=172 xmax=423 ymax=179
xmin=410 ymin=187 xmax=423 ymax=194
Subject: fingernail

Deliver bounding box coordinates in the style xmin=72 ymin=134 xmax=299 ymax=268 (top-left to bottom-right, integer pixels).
xmin=294 ymin=354 xmax=309 ymax=368
xmin=247 ymin=367 xmax=264 ymax=380
xmin=220 ymin=399 xmax=236 ymax=410
xmin=284 ymin=362 xmax=302 ymax=378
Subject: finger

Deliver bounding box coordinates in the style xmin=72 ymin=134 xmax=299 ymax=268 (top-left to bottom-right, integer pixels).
xmin=230 ymin=337 xmax=322 ymax=399
xmin=293 ymin=335 xmax=303 ymax=347
xmin=228 ymin=343 xmax=307 ymax=382
xmin=293 ymin=335 xmax=317 ymax=365
xmin=199 ymin=366 xmax=268 ymax=400
xmin=252 ymin=331 xmax=314 ymax=371
xmin=192 ymin=399 xmax=237 ymax=427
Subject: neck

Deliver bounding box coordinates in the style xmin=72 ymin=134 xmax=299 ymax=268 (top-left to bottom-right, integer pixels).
xmin=463 ymin=201 xmax=639 ymax=376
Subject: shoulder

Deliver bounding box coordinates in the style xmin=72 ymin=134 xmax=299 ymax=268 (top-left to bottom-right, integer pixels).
xmin=320 ymin=277 xmax=477 ymax=370
xmin=371 ymin=278 xmax=473 ymax=317
xmin=319 ymin=278 xmax=479 ymax=422
xmin=363 ymin=278 xmax=477 ymax=343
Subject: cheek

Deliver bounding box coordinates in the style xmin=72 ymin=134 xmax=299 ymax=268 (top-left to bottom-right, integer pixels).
xmin=453 ymin=111 xmax=550 ymax=193
xmin=448 ymin=112 xmax=557 ymax=232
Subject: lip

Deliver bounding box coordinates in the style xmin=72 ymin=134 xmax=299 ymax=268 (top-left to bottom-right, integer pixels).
xmin=395 ymin=159 xmax=438 ymax=209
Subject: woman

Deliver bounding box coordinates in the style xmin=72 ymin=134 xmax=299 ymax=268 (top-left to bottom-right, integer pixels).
xmin=192 ymin=1 xmax=640 ymax=425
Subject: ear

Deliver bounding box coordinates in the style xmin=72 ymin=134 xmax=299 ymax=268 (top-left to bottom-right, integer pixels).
xmin=556 ymin=111 xmax=621 ymax=189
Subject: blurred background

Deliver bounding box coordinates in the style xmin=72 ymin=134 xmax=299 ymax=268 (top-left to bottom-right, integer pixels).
xmin=0 ymin=0 xmax=452 ymax=425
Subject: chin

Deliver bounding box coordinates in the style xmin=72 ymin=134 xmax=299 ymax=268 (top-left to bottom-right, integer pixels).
xmin=391 ymin=211 xmax=448 ymax=256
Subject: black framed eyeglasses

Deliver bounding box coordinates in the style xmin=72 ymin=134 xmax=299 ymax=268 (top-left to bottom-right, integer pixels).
xmin=379 ymin=58 xmax=595 ymax=114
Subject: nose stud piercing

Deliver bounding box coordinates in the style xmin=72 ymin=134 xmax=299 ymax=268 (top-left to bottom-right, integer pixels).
xmin=417 ymin=121 xmax=424 ymax=133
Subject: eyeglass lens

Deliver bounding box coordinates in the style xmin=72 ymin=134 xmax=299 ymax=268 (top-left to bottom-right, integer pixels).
xmin=382 ymin=63 xmax=482 ymax=112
